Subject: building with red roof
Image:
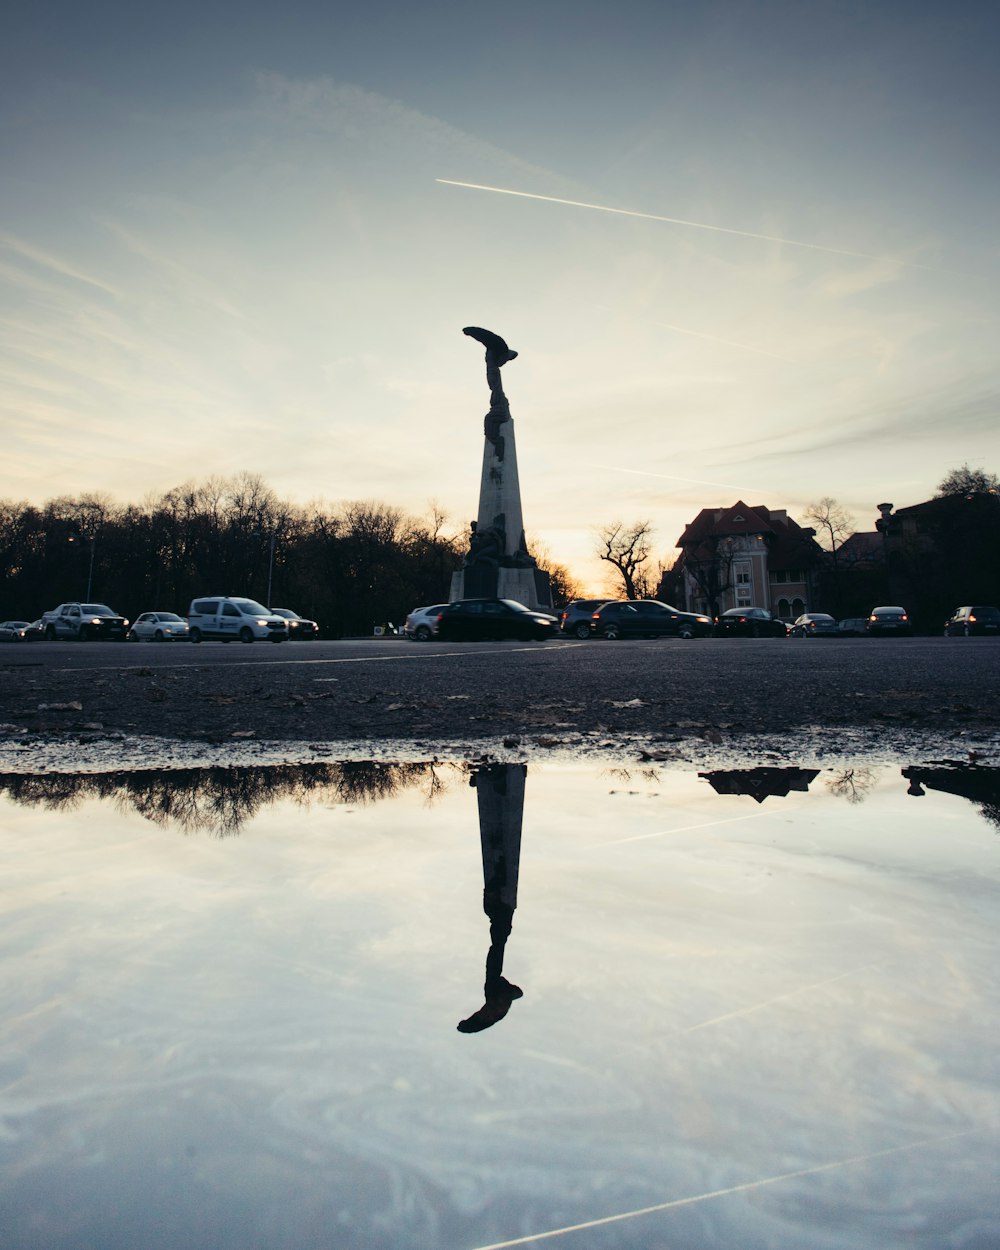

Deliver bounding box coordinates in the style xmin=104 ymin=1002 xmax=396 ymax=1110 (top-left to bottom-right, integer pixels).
xmin=673 ymin=502 xmax=825 ymax=621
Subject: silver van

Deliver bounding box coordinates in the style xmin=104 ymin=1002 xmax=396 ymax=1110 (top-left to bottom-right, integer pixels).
xmin=187 ymin=597 xmax=289 ymax=643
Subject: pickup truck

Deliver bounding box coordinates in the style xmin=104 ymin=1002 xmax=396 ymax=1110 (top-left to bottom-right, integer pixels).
xmin=41 ymin=602 xmax=129 ymax=641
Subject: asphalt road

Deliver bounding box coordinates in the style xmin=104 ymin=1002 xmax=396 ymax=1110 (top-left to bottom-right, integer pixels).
xmin=3 ymin=635 xmax=999 ymax=758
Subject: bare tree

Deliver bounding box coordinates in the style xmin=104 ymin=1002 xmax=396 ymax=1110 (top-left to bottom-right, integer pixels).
xmin=682 ymin=533 xmax=737 ymax=621
xmin=825 ymin=767 xmax=877 ymax=805
xmin=596 ymin=520 xmax=654 ymax=599
xmin=802 ymin=496 xmax=855 ymax=614
xmin=803 ymin=497 xmax=855 ymax=557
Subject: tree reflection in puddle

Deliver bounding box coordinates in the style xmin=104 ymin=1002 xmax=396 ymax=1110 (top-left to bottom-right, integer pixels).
xmin=1 ymin=756 xmax=999 ymax=1249
xmin=0 ymin=760 xmax=449 ymax=836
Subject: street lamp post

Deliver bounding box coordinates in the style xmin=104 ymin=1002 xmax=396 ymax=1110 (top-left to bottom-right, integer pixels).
xmin=85 ymin=536 xmax=96 ymax=601
xmin=266 ymin=531 xmax=276 ymax=607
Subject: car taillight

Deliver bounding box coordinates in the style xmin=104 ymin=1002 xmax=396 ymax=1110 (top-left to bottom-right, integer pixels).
xmin=900 ymin=614 xmax=908 ymax=621
xmin=969 ymin=614 xmax=977 ymax=622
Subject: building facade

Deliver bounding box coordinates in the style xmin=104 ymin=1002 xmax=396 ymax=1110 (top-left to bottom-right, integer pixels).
xmin=674 ymin=502 xmax=824 ymax=621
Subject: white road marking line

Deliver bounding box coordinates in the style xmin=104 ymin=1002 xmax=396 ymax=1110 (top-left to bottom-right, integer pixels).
xmin=49 ymin=643 xmax=582 ymax=675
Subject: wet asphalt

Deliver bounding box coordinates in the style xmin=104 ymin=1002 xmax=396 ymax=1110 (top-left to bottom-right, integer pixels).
xmin=2 ymin=634 xmax=999 ymax=762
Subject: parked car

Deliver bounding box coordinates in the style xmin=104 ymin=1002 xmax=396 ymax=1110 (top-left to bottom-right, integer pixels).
xmin=41 ymin=602 xmax=129 ymax=641
xmin=128 ymin=611 xmax=190 ymax=642
xmin=0 ymin=620 xmax=33 ymax=641
xmin=715 ymin=607 xmax=788 ymax=638
xmin=270 ymin=608 xmax=320 ymax=639
xmin=435 ymin=598 xmax=557 ymax=642
xmin=559 ymin=598 xmax=613 ymax=639
xmin=589 ymin=600 xmax=712 ymax=640
xmin=943 ymin=605 xmax=1000 ymax=637
xmin=403 ymin=603 xmax=449 ymax=641
xmin=836 ymin=617 xmax=869 ymax=636
xmin=866 ymin=606 xmax=912 ymax=636
xmin=187 ymin=597 xmax=288 ymax=643
xmin=791 ymin=612 xmax=839 ymax=637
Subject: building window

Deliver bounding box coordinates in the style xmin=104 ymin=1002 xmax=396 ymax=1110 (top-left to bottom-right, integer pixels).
xmin=778 ymin=597 xmax=790 ymax=618
xmin=734 ymin=561 xmax=751 ymax=585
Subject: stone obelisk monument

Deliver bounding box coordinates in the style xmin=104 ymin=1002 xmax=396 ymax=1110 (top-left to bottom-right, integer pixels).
xmin=449 ymin=327 xmax=552 ymax=610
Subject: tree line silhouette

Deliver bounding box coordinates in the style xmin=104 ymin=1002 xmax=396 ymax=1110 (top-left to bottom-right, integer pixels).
xmin=0 ymin=472 xmax=469 ymax=637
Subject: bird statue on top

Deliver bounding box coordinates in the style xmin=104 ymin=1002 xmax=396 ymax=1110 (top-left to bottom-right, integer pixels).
xmin=463 ymin=326 xmax=517 ymax=460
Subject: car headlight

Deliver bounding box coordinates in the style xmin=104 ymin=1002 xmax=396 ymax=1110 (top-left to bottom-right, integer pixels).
xmin=255 ymin=619 xmax=268 ymax=626
xmin=696 ymin=616 xmax=710 ymax=623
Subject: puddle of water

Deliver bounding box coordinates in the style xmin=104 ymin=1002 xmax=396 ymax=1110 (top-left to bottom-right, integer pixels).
xmin=1 ymin=760 xmax=998 ymax=1250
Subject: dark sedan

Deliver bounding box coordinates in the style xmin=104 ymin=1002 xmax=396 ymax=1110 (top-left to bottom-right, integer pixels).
xmin=715 ymin=607 xmax=788 ymax=637
xmin=944 ymin=605 xmax=1000 ymax=637
xmin=791 ymin=612 xmax=839 ymax=637
xmin=589 ymin=600 xmax=712 ymax=640
xmin=270 ymin=608 xmax=320 ymax=639
xmin=435 ymin=598 xmax=557 ymax=642
xmin=866 ymin=606 xmax=912 ymax=636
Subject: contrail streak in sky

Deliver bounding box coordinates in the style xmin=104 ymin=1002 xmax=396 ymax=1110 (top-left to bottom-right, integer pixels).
xmin=435 ymin=178 xmax=936 ymax=270
xmin=593 ymin=465 xmax=754 ymax=493
xmin=653 ymin=318 xmax=794 ymax=361
xmin=466 ymin=1127 xmax=984 ymax=1250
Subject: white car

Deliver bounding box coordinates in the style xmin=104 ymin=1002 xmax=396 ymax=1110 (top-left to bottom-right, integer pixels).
xmin=403 ymin=603 xmax=449 ymax=641
xmin=0 ymin=620 xmax=32 ymax=641
xmin=187 ymin=596 xmax=288 ymax=643
xmin=128 ymin=611 xmax=191 ymax=642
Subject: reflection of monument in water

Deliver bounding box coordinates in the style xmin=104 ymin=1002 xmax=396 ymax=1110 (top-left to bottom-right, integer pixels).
xmin=449 ymin=327 xmax=552 ymax=612
xmin=458 ymin=764 xmax=526 ymax=1034
xmin=699 ymin=766 xmax=820 ymax=803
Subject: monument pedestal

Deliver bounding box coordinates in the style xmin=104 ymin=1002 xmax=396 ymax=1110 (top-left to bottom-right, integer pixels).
xmin=449 ymin=564 xmax=551 ymax=612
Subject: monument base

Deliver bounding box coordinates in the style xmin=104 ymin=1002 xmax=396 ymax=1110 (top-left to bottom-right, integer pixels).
xmin=450 ymin=566 xmax=552 ymax=613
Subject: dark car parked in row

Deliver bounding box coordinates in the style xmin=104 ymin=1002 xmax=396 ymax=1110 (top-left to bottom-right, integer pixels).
xmin=435 ymin=598 xmax=557 ymax=642
xmin=866 ymin=606 xmax=912 ymax=636
xmin=270 ymin=608 xmax=320 ymax=639
xmin=560 ymin=598 xmax=613 ymax=639
xmin=791 ymin=612 xmax=839 ymax=637
xmin=589 ymin=600 xmax=712 ymax=640
xmin=715 ymin=607 xmax=788 ymax=638
xmin=944 ymin=605 xmax=1000 ymax=636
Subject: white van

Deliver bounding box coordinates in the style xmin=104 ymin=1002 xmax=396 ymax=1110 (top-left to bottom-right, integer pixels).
xmin=187 ymin=597 xmax=289 ymax=643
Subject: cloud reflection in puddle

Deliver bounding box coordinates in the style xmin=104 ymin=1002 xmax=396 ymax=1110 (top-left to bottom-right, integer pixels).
xmin=1 ymin=758 xmax=998 ymax=1249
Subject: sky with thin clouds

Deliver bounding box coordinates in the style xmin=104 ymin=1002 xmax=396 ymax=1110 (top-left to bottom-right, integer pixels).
xmin=2 ymin=0 xmax=998 ymax=590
